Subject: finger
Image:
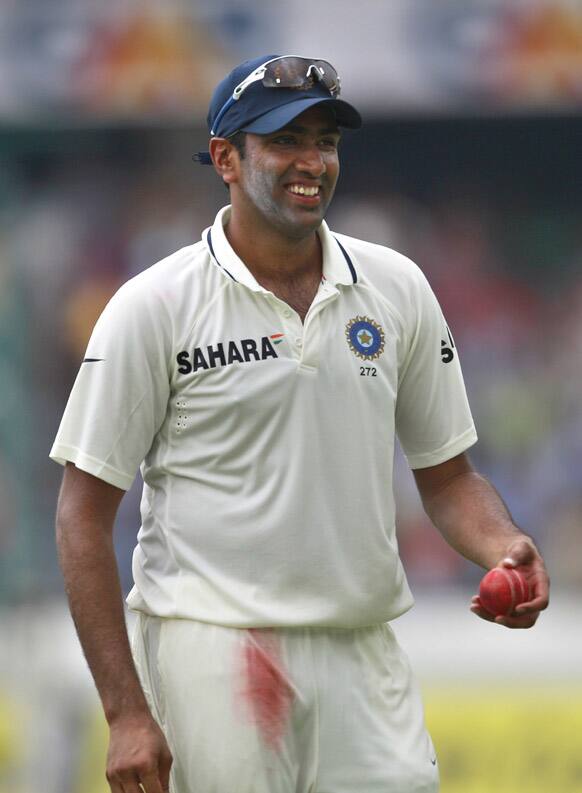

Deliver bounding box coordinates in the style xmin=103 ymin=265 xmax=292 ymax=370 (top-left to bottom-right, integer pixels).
xmin=469 ymin=599 xmax=496 ymax=622
xmin=470 ymin=594 xmax=486 ymax=609
xmin=494 ymin=612 xmax=539 ymax=629
xmin=515 ymin=595 xmax=549 ymax=614
xmin=502 ymin=538 xmax=540 ymax=568
xmin=108 ymin=773 xmax=140 ymax=793
xmin=139 ymin=770 xmax=168 ymax=793
xmin=517 ymin=572 xmax=550 ymax=613
xmin=137 ymin=745 xmax=173 ymax=793
xmin=123 ymin=778 xmax=145 ymax=793
xmin=108 ymin=778 xmax=124 ymax=793
xmin=111 ymin=778 xmax=142 ymax=793
xmin=108 ymin=765 xmax=147 ymax=793
xmin=470 ymin=594 xmax=539 ymax=626
xmin=500 ymin=553 xmax=532 ymax=569
xmin=500 ymin=556 xmax=518 ymax=568
xmin=470 ymin=608 xmax=496 ymax=623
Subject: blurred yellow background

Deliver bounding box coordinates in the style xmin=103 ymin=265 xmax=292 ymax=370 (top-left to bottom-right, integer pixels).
xmin=4 ymin=670 xmax=582 ymax=792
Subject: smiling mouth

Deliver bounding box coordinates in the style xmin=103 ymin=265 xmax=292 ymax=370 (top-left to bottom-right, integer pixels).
xmin=285 ymin=184 xmax=321 ymax=202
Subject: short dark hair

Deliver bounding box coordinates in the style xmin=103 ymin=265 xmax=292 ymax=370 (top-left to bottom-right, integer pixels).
xmin=228 ymin=130 xmax=246 ymax=160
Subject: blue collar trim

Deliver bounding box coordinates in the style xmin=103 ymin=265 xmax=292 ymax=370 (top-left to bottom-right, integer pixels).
xmin=206 ymin=229 xmax=237 ymax=281
xmin=207 ymin=228 xmax=357 ymax=286
xmin=333 ymin=236 xmax=358 ymax=283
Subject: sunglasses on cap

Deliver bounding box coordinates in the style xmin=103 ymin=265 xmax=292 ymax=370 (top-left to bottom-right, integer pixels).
xmin=210 ymin=55 xmax=341 ymax=136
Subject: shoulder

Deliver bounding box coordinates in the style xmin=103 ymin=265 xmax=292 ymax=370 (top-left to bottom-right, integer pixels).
xmin=332 ymin=230 xmax=432 ymax=315
xmin=115 ymin=241 xmax=207 ymax=305
xmin=103 ymin=241 xmax=211 ymax=320
xmin=91 ymin=241 xmax=209 ymax=349
xmin=334 ymin=231 xmax=427 ymax=286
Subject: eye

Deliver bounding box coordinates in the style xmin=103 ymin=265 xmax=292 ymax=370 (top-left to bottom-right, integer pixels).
xmin=319 ymin=137 xmax=339 ymax=150
xmin=272 ymin=134 xmax=297 ymax=145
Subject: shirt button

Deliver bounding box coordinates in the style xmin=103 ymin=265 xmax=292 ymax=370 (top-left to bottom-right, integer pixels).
xmin=295 ymin=337 xmax=303 ymax=348
xmin=283 ymin=308 xmax=292 ymax=318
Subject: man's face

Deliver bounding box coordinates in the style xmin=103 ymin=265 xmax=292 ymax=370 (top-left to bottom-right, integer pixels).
xmin=233 ymin=105 xmax=341 ymax=240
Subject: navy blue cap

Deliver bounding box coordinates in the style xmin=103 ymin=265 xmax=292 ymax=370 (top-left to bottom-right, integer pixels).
xmin=195 ymin=54 xmax=361 ymax=164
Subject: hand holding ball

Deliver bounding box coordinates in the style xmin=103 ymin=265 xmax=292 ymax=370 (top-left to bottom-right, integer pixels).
xmin=478 ymin=567 xmax=530 ymax=617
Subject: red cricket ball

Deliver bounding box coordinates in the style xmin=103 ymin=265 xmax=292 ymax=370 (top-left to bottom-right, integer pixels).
xmin=479 ymin=567 xmax=530 ymax=617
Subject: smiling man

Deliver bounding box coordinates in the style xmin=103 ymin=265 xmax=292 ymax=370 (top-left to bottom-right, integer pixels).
xmin=51 ymin=55 xmax=549 ymax=793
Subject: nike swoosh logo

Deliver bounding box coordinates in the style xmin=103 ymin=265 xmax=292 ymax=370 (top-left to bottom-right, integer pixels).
xmin=82 ymin=358 xmax=105 ymax=363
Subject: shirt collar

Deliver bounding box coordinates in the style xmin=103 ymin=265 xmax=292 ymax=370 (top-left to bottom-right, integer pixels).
xmin=204 ymin=205 xmax=358 ymax=291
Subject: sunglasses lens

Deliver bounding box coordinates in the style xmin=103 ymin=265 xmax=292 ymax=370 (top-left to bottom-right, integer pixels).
xmin=262 ymin=57 xmax=340 ymax=95
xmin=314 ymin=60 xmax=340 ymax=94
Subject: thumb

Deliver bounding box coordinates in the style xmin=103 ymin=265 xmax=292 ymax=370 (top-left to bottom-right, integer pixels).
xmin=501 ymin=537 xmax=536 ymax=568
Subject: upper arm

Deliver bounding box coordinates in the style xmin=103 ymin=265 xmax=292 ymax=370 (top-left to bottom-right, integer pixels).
xmin=412 ymin=451 xmax=474 ymax=505
xmin=56 ymin=462 xmax=126 ymax=537
xmin=50 ymin=281 xmax=172 ymax=490
xmin=395 ymin=268 xmax=477 ymax=469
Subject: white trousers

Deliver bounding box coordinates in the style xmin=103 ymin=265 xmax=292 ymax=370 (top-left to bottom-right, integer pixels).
xmin=132 ymin=615 xmax=439 ymax=793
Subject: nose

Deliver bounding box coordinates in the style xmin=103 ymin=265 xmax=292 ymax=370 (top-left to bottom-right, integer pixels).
xmin=296 ymin=143 xmax=326 ymax=177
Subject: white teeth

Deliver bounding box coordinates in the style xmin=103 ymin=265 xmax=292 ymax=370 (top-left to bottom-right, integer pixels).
xmin=288 ymin=185 xmax=319 ymax=196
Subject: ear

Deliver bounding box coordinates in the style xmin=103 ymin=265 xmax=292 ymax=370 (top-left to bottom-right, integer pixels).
xmin=209 ymin=138 xmax=239 ymax=186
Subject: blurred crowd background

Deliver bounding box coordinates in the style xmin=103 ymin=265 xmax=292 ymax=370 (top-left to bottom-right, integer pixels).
xmin=1 ymin=1 xmax=582 ymax=792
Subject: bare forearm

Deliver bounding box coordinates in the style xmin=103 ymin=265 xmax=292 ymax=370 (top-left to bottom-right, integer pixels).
xmin=413 ymin=453 xmax=549 ymax=628
xmin=57 ymin=517 xmax=149 ymax=724
xmin=56 ymin=465 xmax=172 ymax=793
xmin=420 ymin=470 xmax=533 ymax=570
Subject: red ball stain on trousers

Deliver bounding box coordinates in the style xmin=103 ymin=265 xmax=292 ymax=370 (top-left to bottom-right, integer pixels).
xmin=237 ymin=628 xmax=294 ymax=751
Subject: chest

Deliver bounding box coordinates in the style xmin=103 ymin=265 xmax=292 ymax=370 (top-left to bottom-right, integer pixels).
xmin=259 ymin=275 xmax=321 ymax=324
xmin=170 ymin=285 xmax=405 ymax=443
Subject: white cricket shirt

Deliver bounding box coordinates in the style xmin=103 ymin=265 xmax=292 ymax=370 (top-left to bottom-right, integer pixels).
xmin=50 ymin=205 xmax=477 ymax=628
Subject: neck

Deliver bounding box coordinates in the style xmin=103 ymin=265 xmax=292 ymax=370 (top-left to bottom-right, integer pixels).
xmin=224 ymin=204 xmax=323 ymax=284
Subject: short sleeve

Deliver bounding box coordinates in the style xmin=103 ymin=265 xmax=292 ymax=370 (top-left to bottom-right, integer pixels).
xmin=395 ymin=269 xmax=477 ymax=469
xmin=50 ymin=281 xmax=172 ymax=489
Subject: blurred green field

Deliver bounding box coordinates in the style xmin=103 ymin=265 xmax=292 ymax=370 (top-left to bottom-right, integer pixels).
xmin=2 ymin=686 xmax=581 ymax=793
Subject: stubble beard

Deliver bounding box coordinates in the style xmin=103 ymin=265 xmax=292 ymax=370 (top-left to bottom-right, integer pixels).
xmin=242 ymin=164 xmax=334 ymax=241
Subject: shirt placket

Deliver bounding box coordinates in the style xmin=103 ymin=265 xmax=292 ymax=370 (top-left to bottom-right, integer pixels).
xmin=300 ymin=282 xmax=340 ymax=370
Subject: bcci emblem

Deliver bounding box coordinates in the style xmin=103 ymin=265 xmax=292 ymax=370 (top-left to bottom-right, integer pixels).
xmin=345 ymin=316 xmax=385 ymax=360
